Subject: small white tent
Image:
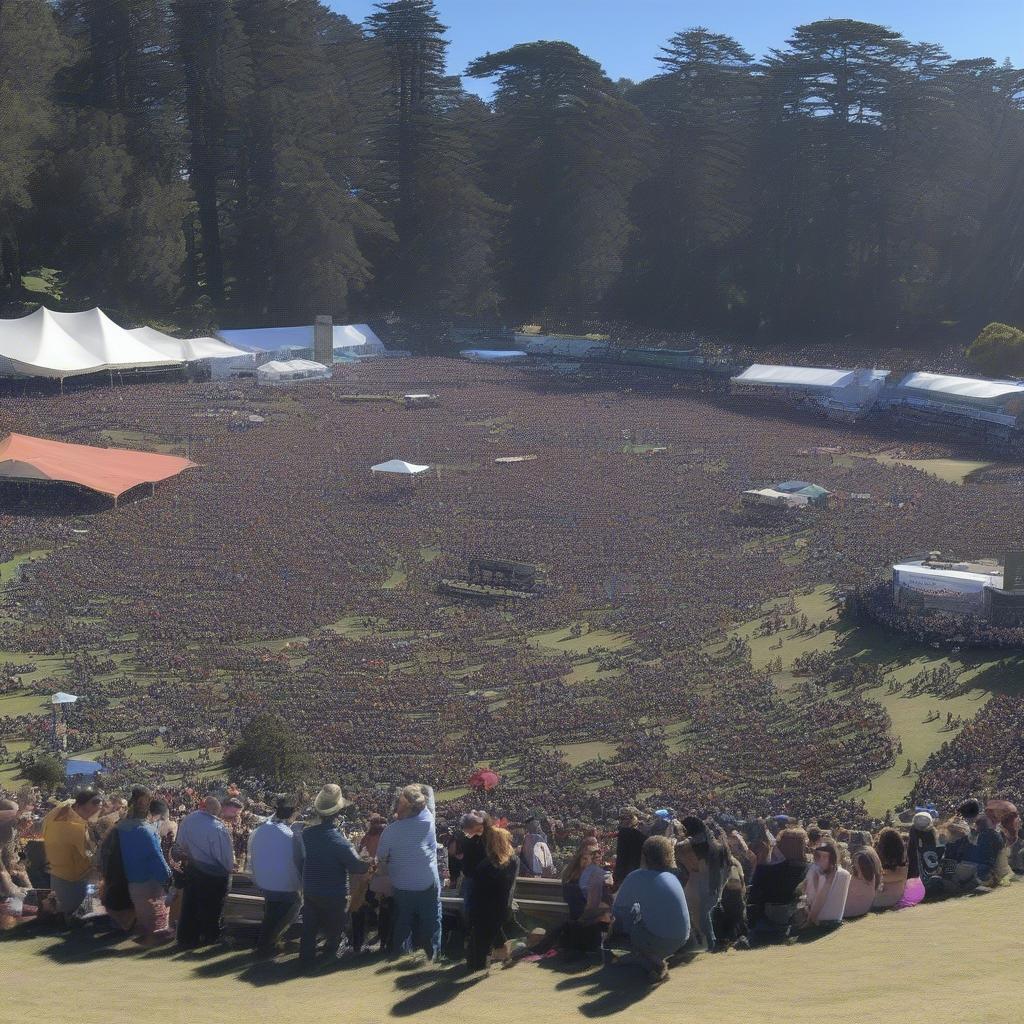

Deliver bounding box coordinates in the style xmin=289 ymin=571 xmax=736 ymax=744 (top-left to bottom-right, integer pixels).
xmin=256 ymin=358 xmax=330 ymax=384
xmin=371 ymin=459 xmax=430 ymax=475
xmin=51 ymin=692 xmax=79 ymax=705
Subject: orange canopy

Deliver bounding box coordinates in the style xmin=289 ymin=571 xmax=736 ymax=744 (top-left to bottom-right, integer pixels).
xmin=0 ymin=433 xmax=197 ymax=498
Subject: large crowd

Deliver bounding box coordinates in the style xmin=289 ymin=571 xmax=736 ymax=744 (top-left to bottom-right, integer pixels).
xmin=3 ymin=776 xmax=1023 ymax=985
xmin=2 ymin=358 xmax=1024 ymax=839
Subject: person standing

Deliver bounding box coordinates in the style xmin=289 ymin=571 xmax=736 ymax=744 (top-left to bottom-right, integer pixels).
xmin=299 ymin=785 xmax=369 ymax=966
xmin=41 ymin=787 xmax=103 ymax=924
xmin=248 ymin=796 xmax=304 ymax=957
xmin=174 ymin=795 xmax=235 ymax=948
xmin=465 ymin=827 xmax=518 ymax=972
xmin=612 ymin=809 xmax=646 ymax=888
xmin=376 ymin=784 xmax=442 ymax=961
xmin=116 ymin=786 xmax=173 ymax=946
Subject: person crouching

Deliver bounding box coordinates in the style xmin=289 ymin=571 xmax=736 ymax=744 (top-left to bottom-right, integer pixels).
xmin=611 ymin=836 xmax=690 ymax=983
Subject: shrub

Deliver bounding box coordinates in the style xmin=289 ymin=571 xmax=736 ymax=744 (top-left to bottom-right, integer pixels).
xmin=966 ymin=322 xmax=1024 ymax=376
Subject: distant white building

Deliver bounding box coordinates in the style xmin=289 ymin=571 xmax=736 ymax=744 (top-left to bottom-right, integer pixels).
xmin=731 ymin=363 xmax=890 ymax=420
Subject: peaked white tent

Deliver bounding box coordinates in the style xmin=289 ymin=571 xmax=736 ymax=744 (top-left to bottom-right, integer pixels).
xmin=51 ymin=691 xmax=79 ymax=705
xmin=0 ymin=307 xmax=181 ymax=379
xmin=129 ymin=325 xmax=255 ymax=379
xmin=371 ymin=459 xmax=430 ymax=475
xmin=256 ymin=358 xmax=330 ymax=384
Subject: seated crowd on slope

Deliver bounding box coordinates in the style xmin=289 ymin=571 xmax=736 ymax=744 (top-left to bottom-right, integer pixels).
xmin=3 ymin=778 xmax=1022 ymax=985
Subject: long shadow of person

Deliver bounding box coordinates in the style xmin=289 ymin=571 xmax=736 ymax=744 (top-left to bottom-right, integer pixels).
xmin=553 ymin=962 xmax=660 ymax=1018
xmin=388 ymin=963 xmax=488 ymax=1017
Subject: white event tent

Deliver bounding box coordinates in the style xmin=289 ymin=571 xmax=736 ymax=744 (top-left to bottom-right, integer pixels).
xmin=371 ymin=459 xmax=431 ymax=475
xmin=0 ymin=306 xmax=256 ymax=380
xmin=128 ymin=326 xmax=255 ymax=378
xmin=256 ymin=358 xmax=330 ymax=384
xmin=0 ymin=307 xmax=181 ymax=379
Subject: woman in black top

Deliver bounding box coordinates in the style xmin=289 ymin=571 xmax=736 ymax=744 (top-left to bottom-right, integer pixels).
xmin=465 ymin=826 xmax=518 ymax=972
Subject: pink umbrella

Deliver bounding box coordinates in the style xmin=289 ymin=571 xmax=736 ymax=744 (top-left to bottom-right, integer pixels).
xmin=468 ymin=769 xmax=500 ymax=792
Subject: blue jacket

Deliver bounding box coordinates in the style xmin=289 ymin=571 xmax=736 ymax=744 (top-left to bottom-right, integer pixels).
xmin=116 ymin=818 xmax=171 ymax=885
xmin=301 ymin=821 xmax=368 ymax=901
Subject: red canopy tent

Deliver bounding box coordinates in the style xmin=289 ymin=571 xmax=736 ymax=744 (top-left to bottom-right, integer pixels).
xmin=0 ymin=432 xmax=197 ymax=501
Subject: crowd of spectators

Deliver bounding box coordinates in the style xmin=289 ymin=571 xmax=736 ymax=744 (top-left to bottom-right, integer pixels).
xmin=2 ymin=358 xmax=1023 ymax=851
xmin=4 ymin=777 xmax=1023 ymax=986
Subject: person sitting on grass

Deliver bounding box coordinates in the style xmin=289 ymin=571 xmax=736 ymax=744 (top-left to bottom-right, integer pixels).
xmin=843 ymin=839 xmax=882 ymax=919
xmin=747 ymin=827 xmax=809 ymax=942
xmin=803 ymin=839 xmax=851 ymax=930
xmin=0 ymin=799 xmax=32 ymax=902
xmin=969 ymin=809 xmax=1004 ymax=888
xmin=873 ymin=828 xmax=909 ymax=909
xmin=611 ymin=836 xmax=690 ymax=984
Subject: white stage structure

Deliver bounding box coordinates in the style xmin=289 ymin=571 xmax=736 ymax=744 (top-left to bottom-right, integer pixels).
xmin=218 ymin=323 xmax=387 ymax=361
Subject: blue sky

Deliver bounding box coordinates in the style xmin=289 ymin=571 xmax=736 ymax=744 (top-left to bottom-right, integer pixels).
xmin=332 ymin=1 xmax=1024 ymax=97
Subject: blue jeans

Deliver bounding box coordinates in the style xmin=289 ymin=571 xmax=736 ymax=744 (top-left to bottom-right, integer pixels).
xmin=391 ymin=884 xmax=442 ymax=960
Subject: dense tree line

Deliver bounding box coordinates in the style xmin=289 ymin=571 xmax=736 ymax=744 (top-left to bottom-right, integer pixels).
xmin=0 ymin=0 xmax=1021 ymax=339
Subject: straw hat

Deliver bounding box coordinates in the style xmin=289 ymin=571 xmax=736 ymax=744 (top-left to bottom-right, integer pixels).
xmin=313 ymin=784 xmax=352 ymax=816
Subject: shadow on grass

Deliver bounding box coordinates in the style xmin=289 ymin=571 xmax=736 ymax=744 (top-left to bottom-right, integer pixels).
xmin=388 ymin=963 xmax=487 ymax=1016
xmin=0 ymin=922 xmax=135 ymax=965
xmin=548 ymin=962 xmax=657 ymax=1017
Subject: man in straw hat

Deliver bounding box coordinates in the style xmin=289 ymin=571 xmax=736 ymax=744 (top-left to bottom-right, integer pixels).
xmin=298 ymin=784 xmax=369 ymax=966
xmin=377 ymin=783 xmax=442 ymax=961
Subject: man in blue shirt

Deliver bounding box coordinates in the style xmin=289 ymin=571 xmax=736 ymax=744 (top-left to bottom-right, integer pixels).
xmin=376 ymin=783 xmax=442 ymax=961
xmin=248 ymin=796 xmax=304 ymax=956
xmin=299 ymin=784 xmax=369 ymax=966
xmin=612 ymin=835 xmax=690 ymax=984
xmin=174 ymin=795 xmax=235 ymax=949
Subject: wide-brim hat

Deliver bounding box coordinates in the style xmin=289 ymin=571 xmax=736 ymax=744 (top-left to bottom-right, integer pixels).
xmin=313 ymin=784 xmax=352 ymax=816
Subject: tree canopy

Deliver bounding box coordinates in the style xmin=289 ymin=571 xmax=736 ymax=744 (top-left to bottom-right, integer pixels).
xmin=223 ymin=712 xmax=312 ymax=789
xmin=0 ymin=3 xmax=1021 ymax=340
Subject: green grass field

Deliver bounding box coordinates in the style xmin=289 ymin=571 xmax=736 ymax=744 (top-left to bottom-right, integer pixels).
xmin=718 ymin=584 xmax=1020 ymax=815
xmin=5 ymin=882 xmax=1024 ymax=1023
xmin=850 ymin=451 xmax=992 ymax=484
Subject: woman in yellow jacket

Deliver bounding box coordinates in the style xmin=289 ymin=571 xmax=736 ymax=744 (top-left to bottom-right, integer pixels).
xmin=42 ymin=788 xmax=103 ymax=922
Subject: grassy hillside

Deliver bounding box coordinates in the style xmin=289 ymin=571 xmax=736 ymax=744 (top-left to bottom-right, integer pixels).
xmin=5 ymin=885 xmax=1024 ymax=1023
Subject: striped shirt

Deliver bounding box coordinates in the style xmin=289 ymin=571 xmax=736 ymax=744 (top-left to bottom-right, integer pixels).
xmin=377 ymin=809 xmax=440 ymax=891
